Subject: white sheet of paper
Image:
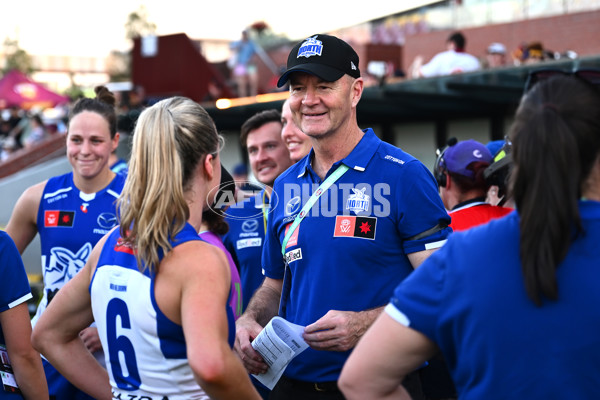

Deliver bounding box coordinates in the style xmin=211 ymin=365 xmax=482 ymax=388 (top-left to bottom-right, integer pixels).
xmin=251 ymin=316 xmax=309 ymax=389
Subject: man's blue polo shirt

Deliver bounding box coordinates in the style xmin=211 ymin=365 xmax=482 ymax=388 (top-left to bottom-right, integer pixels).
xmin=262 ymin=128 xmax=451 ymax=382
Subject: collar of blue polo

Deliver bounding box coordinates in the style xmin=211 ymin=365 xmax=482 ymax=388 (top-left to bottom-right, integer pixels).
xmin=297 ymin=128 xmax=380 ymax=178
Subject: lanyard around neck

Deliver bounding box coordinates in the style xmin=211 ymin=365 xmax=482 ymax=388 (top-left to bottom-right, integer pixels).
xmin=280 ymin=164 xmax=350 ymax=255
xmin=261 ymin=189 xmax=269 ymax=234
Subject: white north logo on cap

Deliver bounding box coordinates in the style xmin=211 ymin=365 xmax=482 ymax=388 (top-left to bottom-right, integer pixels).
xmin=297 ymin=36 xmax=323 ymax=58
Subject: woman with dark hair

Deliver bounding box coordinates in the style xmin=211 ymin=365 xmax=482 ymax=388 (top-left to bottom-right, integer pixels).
xmin=339 ymin=75 xmax=600 ymax=399
xmin=32 ymin=97 xmax=261 ymax=399
xmin=6 ymin=86 xmax=125 ymax=400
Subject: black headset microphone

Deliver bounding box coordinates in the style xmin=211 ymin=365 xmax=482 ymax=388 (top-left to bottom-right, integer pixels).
xmin=434 ymin=137 xmax=458 ymax=188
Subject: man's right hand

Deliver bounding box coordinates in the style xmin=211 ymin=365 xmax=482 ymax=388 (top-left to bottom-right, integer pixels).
xmin=234 ymin=316 xmax=269 ymax=375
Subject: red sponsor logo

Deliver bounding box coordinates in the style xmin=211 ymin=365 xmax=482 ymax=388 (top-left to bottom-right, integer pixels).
xmin=333 ymin=215 xmax=376 ymax=240
xmin=44 ymin=211 xmax=75 ymax=227
xmin=115 ymin=237 xmax=136 ymax=255
xmin=284 ymin=223 xmax=299 ymax=248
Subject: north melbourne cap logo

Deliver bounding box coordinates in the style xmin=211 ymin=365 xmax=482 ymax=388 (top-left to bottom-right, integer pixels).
xmin=297 ymin=36 xmax=323 ymax=58
xmin=277 ymin=34 xmax=360 ymax=87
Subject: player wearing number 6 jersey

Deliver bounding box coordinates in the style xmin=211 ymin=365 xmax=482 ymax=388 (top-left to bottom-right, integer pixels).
xmin=6 ymin=86 xmax=124 ymax=400
xmin=33 ymin=97 xmax=261 ymax=400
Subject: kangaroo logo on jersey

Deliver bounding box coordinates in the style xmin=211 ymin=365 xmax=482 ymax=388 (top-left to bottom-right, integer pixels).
xmin=47 ymin=243 xmax=92 ymax=285
xmin=44 ymin=210 xmax=75 ymax=227
xmin=346 ymin=187 xmax=370 ymax=214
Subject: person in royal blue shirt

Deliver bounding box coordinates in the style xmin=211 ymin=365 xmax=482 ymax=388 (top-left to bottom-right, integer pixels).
xmin=223 ymin=109 xmax=292 ymax=313
xmin=234 ymin=34 xmax=450 ymax=400
xmin=0 ymin=231 xmax=48 ymax=399
xmin=223 ymin=108 xmax=292 ymax=399
xmin=340 ymin=74 xmax=600 ymax=400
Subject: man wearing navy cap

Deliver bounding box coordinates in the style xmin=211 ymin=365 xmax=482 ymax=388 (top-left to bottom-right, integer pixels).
xmin=235 ymin=34 xmax=451 ymax=399
xmin=435 ymin=139 xmax=513 ymax=231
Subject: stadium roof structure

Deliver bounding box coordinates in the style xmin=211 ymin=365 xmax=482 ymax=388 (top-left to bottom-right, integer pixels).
xmin=205 ymin=55 xmax=600 ymax=146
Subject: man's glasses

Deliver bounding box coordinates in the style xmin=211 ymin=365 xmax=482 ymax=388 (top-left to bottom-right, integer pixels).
xmin=524 ymin=68 xmax=600 ymax=93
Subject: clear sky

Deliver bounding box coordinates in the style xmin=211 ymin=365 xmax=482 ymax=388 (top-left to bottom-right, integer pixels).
xmin=1 ymin=1 xmax=433 ymax=57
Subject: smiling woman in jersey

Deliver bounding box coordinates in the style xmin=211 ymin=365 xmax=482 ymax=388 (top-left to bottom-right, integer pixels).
xmin=6 ymin=86 xmax=125 ymax=400
xmin=32 ymin=97 xmax=262 ymax=400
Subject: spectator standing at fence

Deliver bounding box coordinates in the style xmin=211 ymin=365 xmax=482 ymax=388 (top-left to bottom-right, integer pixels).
xmin=410 ymin=31 xmax=480 ymax=78
xmin=230 ymin=30 xmax=259 ymax=97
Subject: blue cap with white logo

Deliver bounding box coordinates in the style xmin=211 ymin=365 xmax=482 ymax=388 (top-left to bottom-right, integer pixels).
xmin=277 ymin=34 xmax=360 ymax=88
xmin=444 ymin=139 xmax=493 ymax=178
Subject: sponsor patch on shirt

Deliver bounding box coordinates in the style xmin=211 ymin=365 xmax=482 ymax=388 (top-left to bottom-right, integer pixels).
xmin=284 ymin=223 xmax=299 ymax=248
xmin=242 ymin=219 xmax=259 ymax=233
xmin=114 ymin=238 xmax=135 ymax=255
xmin=333 ymin=215 xmax=377 ymax=240
xmin=236 ymin=238 xmax=262 ymax=249
xmin=44 ymin=210 xmax=75 ymax=227
xmin=285 ymin=248 xmax=303 ymax=264
xmin=285 ymin=196 xmax=302 ymax=216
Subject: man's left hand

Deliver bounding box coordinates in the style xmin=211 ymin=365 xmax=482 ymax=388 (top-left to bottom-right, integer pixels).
xmin=303 ymin=309 xmax=381 ymax=352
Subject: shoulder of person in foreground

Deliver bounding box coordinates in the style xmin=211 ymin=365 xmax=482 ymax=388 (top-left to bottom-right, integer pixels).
xmin=0 ymin=233 xmax=49 ymax=399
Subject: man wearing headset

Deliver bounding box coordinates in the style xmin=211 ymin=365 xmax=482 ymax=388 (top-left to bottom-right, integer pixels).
xmin=435 ymin=138 xmax=514 ymax=231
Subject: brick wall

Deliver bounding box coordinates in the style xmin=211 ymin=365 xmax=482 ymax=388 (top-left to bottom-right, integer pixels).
xmin=0 ymin=134 xmax=66 ymax=180
xmin=402 ymin=9 xmax=600 ymax=72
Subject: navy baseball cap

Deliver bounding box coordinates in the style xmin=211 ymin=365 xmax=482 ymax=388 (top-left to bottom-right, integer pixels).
xmin=444 ymin=139 xmax=493 ymax=178
xmin=485 ymin=140 xmax=505 ymax=157
xmin=277 ymin=34 xmax=360 ymax=88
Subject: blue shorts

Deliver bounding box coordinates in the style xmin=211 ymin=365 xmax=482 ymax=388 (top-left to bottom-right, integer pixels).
xmin=43 ymin=359 xmax=95 ymax=400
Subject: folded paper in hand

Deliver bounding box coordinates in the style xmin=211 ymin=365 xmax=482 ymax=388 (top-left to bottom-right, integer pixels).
xmin=251 ymin=316 xmax=309 ymax=389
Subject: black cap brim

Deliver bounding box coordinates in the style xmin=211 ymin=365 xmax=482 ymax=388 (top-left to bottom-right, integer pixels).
xmin=277 ymin=64 xmax=345 ymax=88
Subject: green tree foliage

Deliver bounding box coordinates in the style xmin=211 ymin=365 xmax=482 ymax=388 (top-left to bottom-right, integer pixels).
xmin=125 ymin=5 xmax=157 ymax=40
xmin=107 ymin=50 xmax=130 ymax=82
xmin=2 ymin=38 xmax=34 ymax=75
